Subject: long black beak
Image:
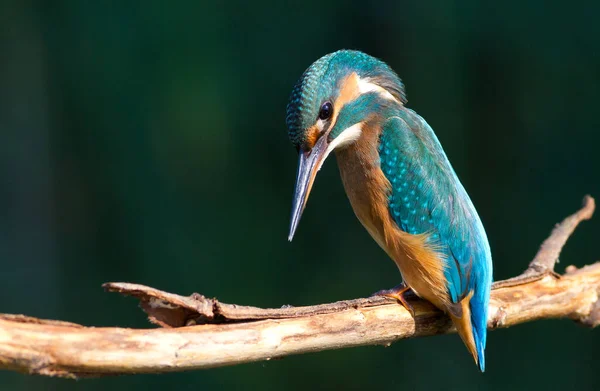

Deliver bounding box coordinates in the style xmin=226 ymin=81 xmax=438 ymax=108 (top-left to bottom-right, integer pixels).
xmin=288 ymin=135 xmax=330 ymax=241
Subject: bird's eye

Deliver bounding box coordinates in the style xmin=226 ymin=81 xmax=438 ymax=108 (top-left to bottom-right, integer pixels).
xmin=318 ymin=102 xmax=333 ymax=120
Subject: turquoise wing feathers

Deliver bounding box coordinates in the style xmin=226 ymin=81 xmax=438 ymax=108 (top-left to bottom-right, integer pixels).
xmin=378 ymin=109 xmax=493 ymax=369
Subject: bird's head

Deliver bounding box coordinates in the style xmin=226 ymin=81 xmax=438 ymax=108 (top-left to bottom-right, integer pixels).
xmin=286 ymin=50 xmax=407 ymax=240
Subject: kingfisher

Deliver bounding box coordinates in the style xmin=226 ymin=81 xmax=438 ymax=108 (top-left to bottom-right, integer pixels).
xmin=285 ymin=50 xmax=493 ymax=371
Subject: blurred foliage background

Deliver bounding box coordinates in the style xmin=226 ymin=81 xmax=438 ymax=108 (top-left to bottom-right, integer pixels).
xmin=1 ymin=0 xmax=599 ymax=390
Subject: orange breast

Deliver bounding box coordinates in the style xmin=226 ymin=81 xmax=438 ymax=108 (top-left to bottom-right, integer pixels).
xmin=334 ymin=123 xmax=450 ymax=310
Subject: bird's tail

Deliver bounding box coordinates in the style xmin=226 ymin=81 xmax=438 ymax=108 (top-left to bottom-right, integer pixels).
xmin=470 ymin=292 xmax=488 ymax=372
xmin=448 ymin=290 xmax=487 ymax=372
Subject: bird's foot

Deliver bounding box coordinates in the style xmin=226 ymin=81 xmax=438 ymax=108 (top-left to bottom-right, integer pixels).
xmin=372 ymin=283 xmax=415 ymax=317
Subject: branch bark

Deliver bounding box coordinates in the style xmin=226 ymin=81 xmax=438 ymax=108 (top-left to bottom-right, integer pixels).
xmin=0 ymin=196 xmax=597 ymax=378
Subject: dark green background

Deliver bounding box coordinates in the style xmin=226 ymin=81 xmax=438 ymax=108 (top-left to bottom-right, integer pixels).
xmin=1 ymin=1 xmax=598 ymax=390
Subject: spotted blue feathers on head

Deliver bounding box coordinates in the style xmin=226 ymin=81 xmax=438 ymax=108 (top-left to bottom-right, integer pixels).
xmin=285 ymin=50 xmax=407 ymax=149
xmin=285 ymin=53 xmax=335 ymax=148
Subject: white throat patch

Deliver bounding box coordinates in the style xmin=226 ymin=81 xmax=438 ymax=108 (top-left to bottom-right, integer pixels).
xmin=317 ymin=122 xmax=363 ymax=172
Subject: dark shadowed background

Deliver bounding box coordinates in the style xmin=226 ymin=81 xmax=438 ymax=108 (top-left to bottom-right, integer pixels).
xmin=1 ymin=1 xmax=599 ymax=390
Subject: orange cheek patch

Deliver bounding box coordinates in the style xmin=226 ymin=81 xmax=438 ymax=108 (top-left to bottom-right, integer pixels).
xmin=304 ymin=72 xmax=361 ymax=151
xmin=330 ymin=72 xmax=361 ymax=131
xmin=304 ymin=125 xmax=320 ymax=149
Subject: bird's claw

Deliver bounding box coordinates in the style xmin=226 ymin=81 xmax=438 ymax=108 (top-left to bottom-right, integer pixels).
xmin=372 ymin=283 xmax=415 ymax=317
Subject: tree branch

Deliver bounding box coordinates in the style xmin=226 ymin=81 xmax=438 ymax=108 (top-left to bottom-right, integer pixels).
xmin=0 ymin=196 xmax=597 ymax=378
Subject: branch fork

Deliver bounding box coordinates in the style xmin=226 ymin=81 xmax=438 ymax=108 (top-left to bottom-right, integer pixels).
xmin=0 ymin=196 xmax=597 ymax=378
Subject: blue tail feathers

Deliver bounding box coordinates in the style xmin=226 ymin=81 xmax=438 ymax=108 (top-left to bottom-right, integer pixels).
xmin=471 ymin=293 xmax=489 ymax=372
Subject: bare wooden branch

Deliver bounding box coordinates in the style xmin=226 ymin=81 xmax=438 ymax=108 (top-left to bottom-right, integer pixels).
xmin=492 ymin=195 xmax=595 ymax=289
xmin=0 ymin=196 xmax=597 ymax=378
xmin=528 ymin=195 xmax=595 ymax=273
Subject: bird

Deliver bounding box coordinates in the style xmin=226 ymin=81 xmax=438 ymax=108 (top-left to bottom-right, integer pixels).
xmin=285 ymin=50 xmax=493 ymax=371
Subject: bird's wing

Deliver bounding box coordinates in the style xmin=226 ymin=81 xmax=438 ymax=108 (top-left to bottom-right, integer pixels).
xmin=378 ymin=111 xmax=491 ymax=304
